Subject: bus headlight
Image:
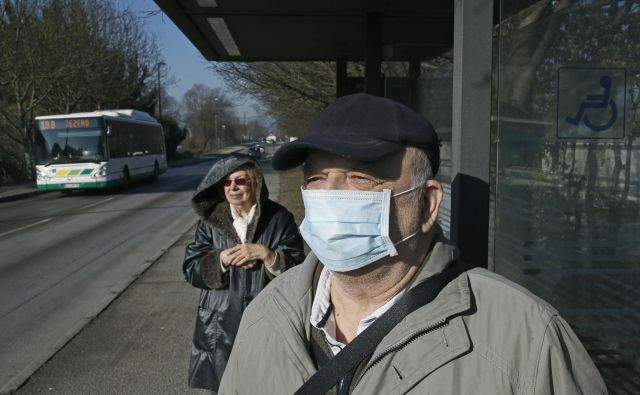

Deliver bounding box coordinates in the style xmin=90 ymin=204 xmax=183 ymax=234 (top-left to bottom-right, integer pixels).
xmin=36 ymin=168 xmax=48 ymax=181
xmin=37 ymin=169 xmax=51 ymax=181
xmin=96 ymin=164 xmax=107 ymax=177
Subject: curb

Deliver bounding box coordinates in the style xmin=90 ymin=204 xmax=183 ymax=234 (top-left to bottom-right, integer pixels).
xmin=0 ymin=190 xmax=48 ymax=203
xmin=0 ymin=156 xmax=218 ymax=203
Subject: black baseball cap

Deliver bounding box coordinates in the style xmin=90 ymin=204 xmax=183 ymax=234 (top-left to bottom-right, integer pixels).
xmin=271 ymin=93 xmax=440 ymax=175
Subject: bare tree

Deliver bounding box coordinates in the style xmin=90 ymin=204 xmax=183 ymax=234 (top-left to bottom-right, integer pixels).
xmin=0 ymin=0 xmax=61 ymax=178
xmin=0 ymin=0 xmax=166 ymax=183
xmin=181 ymin=84 xmax=239 ymax=154
xmin=211 ymin=62 xmax=337 ymax=139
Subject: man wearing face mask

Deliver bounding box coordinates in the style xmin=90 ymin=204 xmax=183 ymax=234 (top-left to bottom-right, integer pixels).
xmin=218 ymin=93 xmax=607 ymax=395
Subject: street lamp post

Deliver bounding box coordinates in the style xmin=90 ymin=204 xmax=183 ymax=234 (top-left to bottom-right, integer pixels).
xmin=156 ymin=61 xmax=166 ymax=119
xmin=213 ymin=97 xmax=219 ymax=148
xmin=214 ymin=105 xmax=218 ymax=148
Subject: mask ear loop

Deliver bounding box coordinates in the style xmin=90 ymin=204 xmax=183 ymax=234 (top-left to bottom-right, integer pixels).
xmin=392 ymin=184 xmax=423 ymax=198
xmin=391 ymin=184 xmax=424 ymax=247
xmin=380 ymin=189 xmax=399 ymax=257
xmin=394 ymin=229 xmax=420 ymax=246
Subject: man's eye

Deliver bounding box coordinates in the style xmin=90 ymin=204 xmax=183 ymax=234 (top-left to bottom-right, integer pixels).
xmin=306 ymin=176 xmax=323 ymax=183
xmin=348 ymin=175 xmax=377 ymax=187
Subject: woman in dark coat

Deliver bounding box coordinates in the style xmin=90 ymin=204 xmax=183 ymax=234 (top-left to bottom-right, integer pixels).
xmin=183 ymin=155 xmax=305 ymax=392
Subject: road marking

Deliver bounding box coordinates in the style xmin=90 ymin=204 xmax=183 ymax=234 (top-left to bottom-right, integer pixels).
xmin=0 ymin=218 xmax=52 ymax=238
xmin=81 ymin=197 xmax=114 ymax=209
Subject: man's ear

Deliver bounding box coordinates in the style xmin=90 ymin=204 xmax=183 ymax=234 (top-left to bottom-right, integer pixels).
xmin=420 ymin=180 xmax=443 ymax=233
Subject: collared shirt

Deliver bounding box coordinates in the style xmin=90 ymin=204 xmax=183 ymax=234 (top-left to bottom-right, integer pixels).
xmin=222 ymin=203 xmax=281 ymax=275
xmin=310 ymin=267 xmax=407 ymax=356
xmin=230 ymin=203 xmax=257 ymax=243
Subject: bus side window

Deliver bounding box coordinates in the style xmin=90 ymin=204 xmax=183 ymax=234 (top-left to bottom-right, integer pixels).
xmin=129 ymin=124 xmax=136 ymax=156
xmin=108 ymin=123 xmax=118 ymax=158
xmin=110 ymin=122 xmax=125 ymax=158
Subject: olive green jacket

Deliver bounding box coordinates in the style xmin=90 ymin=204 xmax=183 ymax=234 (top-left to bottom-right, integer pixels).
xmin=219 ymin=235 xmax=607 ymax=394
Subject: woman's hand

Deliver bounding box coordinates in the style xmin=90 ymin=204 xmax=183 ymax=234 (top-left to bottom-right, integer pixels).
xmin=220 ymin=243 xmax=276 ymax=270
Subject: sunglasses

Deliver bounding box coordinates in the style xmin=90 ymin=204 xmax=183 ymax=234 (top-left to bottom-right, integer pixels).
xmin=223 ymin=177 xmax=248 ymax=187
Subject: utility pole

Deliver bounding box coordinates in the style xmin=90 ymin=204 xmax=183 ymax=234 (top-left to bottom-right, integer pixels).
xmin=156 ymin=61 xmax=166 ymax=119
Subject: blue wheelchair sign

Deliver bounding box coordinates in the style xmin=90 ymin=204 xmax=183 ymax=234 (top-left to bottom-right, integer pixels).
xmin=556 ymin=67 xmax=626 ymax=139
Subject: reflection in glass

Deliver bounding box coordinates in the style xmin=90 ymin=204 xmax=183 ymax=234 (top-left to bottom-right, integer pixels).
xmin=34 ymin=128 xmax=106 ymax=165
xmin=495 ymin=1 xmax=640 ymax=392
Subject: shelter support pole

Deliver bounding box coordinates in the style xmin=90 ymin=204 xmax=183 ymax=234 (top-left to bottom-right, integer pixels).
xmin=450 ymin=0 xmax=494 ymax=267
xmin=408 ymin=60 xmax=421 ymax=110
xmin=336 ymin=59 xmax=348 ymax=98
xmin=365 ymin=13 xmax=382 ymax=96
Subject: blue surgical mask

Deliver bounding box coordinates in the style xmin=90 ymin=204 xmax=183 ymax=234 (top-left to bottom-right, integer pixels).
xmin=299 ymin=185 xmax=421 ymax=272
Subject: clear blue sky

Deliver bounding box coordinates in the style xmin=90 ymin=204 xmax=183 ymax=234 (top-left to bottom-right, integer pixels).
xmin=115 ymin=0 xmax=259 ymax=121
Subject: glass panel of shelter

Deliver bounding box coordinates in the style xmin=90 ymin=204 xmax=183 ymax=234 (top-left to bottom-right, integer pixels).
xmin=495 ymin=1 xmax=640 ymax=393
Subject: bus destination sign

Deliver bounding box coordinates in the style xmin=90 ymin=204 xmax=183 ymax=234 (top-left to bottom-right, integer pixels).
xmin=39 ymin=118 xmax=100 ymax=130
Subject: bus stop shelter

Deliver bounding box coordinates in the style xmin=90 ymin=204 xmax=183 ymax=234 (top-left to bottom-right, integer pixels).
xmin=154 ymin=1 xmax=640 ymax=390
xmin=154 ymin=0 xmax=495 ymax=269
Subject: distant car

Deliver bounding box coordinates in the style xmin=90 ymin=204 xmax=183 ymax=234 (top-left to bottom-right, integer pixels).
xmin=248 ymin=144 xmax=265 ymax=158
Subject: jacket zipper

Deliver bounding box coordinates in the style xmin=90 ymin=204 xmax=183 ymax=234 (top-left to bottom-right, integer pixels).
xmin=353 ymin=319 xmax=448 ymax=390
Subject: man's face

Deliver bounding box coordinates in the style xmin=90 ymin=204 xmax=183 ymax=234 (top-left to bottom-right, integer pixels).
xmin=303 ymin=149 xmax=422 ymax=243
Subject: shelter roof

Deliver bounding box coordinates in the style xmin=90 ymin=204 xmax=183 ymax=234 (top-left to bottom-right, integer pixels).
xmin=154 ymin=0 xmax=454 ymax=62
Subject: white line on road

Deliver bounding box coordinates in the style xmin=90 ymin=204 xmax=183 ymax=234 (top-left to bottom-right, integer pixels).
xmin=81 ymin=197 xmax=115 ymax=209
xmin=0 ymin=218 xmax=52 ymax=238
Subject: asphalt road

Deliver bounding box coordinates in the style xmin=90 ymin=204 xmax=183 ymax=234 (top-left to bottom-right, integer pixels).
xmin=0 ymin=158 xmax=217 ymax=393
xmin=15 ymin=228 xmax=209 ymax=395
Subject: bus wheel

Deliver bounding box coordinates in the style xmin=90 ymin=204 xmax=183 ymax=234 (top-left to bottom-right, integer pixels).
xmin=153 ymin=162 xmax=160 ymax=180
xmin=122 ymin=167 xmax=131 ymax=190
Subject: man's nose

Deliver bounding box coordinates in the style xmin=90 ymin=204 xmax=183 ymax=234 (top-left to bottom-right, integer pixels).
xmin=323 ymin=173 xmax=349 ymax=190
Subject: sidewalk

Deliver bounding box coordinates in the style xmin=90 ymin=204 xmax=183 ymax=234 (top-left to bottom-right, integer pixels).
xmin=15 ymin=228 xmax=209 ymax=395
xmin=0 ymin=182 xmax=40 ymax=203
xmin=15 ymin=165 xmax=304 ymax=394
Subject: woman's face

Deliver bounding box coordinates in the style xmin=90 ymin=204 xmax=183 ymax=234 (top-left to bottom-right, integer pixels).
xmin=223 ymin=169 xmax=255 ymax=209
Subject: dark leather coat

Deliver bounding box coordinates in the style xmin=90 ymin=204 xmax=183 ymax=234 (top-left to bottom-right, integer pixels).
xmin=183 ymin=155 xmax=305 ymax=391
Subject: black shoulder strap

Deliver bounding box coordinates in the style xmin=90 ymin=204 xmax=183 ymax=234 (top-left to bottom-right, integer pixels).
xmin=295 ymin=262 xmax=470 ymax=395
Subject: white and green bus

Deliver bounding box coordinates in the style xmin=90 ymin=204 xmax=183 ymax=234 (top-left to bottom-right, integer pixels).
xmin=34 ymin=110 xmax=167 ymax=191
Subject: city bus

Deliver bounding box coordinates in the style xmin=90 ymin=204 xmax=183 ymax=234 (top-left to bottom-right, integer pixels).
xmin=34 ymin=110 xmax=167 ymax=191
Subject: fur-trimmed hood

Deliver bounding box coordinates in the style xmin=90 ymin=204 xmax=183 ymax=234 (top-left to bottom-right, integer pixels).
xmin=191 ymin=154 xmax=268 ymax=238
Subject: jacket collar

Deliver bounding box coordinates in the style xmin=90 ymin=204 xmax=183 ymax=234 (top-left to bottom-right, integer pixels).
xmin=368 ymin=231 xmax=472 ymax=362
xmin=260 ymin=230 xmax=473 ymax=385
xmin=265 ymin=228 xmax=471 ymax=333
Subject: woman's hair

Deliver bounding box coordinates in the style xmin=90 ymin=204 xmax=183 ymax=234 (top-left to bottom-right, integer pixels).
xmin=231 ymin=163 xmax=259 ymax=189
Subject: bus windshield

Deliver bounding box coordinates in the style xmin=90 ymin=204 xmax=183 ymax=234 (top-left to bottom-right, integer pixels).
xmin=34 ymin=120 xmax=106 ymax=165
